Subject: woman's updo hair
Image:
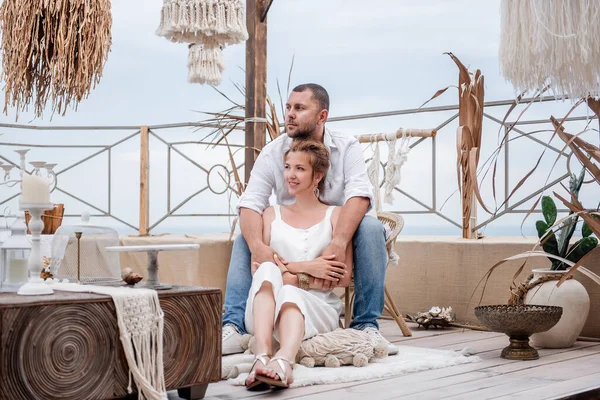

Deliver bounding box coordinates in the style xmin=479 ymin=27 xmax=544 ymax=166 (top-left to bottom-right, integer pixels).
xmin=284 ymin=139 xmax=330 ymax=194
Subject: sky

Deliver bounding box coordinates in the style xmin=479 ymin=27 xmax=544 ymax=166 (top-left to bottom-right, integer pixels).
xmin=0 ymin=0 xmax=598 ymax=236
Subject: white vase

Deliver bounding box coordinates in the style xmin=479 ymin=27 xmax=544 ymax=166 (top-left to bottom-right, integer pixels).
xmin=524 ymin=268 xmax=590 ymax=348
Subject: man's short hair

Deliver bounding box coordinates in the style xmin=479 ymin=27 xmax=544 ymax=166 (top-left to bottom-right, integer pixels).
xmin=292 ymin=83 xmax=330 ymax=112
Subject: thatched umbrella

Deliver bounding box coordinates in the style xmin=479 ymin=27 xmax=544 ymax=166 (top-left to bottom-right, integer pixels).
xmin=500 ymin=0 xmax=600 ymax=98
xmin=0 ymin=0 xmax=112 ymax=119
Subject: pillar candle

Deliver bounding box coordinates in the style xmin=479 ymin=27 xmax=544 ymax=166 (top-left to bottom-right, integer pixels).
xmin=21 ymin=174 xmax=50 ymax=203
xmin=6 ymin=258 xmax=28 ymax=283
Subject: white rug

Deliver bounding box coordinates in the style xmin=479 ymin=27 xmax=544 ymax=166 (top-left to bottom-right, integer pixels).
xmin=224 ymin=346 xmax=480 ymax=388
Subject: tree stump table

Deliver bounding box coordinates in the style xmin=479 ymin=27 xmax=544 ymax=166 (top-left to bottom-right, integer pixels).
xmin=0 ymin=286 xmax=221 ymax=400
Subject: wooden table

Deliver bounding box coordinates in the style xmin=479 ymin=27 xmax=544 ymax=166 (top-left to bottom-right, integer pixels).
xmin=0 ymin=285 xmax=221 ymax=400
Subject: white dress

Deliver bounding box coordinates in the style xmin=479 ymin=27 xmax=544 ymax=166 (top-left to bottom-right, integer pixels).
xmin=244 ymin=204 xmax=343 ymax=341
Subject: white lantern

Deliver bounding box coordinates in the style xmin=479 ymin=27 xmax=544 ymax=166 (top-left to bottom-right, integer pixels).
xmin=0 ymin=215 xmax=31 ymax=291
xmin=0 ymin=213 xmax=12 ymax=246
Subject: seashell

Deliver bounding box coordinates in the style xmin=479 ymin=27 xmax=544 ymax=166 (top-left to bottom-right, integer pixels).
xmin=40 ymin=266 xmax=53 ymax=280
xmin=428 ymin=306 xmax=442 ymax=317
xmin=122 ymin=267 xmax=143 ymax=285
xmin=121 ymin=267 xmax=133 ymax=279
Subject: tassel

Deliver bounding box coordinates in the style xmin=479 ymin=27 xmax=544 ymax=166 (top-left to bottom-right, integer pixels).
xmin=366 ymin=136 xmax=382 ymax=214
xmin=188 ymin=42 xmax=225 ymax=85
xmin=383 ymin=130 xmax=409 ymax=205
xmin=156 ymin=0 xmax=248 ymax=45
xmin=500 ymin=0 xmax=600 ymax=99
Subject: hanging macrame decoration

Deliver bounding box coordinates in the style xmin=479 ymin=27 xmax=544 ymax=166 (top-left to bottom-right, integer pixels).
xmin=500 ymin=0 xmax=600 ymax=99
xmin=383 ymin=130 xmax=410 ymax=205
xmin=366 ymin=138 xmax=382 ymax=214
xmin=188 ymin=42 xmax=225 ymax=85
xmin=0 ymin=0 xmax=112 ymax=119
xmin=156 ymin=0 xmax=248 ymax=85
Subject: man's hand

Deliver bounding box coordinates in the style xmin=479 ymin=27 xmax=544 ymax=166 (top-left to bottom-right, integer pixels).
xmin=250 ymin=242 xmax=287 ymax=266
xmin=301 ymin=255 xmax=346 ymax=282
xmin=320 ymin=239 xmax=347 ymax=265
xmin=251 ymin=261 xmax=260 ymax=276
xmin=318 ymin=239 xmax=348 ymax=290
xmin=311 ymin=277 xmax=325 ymax=290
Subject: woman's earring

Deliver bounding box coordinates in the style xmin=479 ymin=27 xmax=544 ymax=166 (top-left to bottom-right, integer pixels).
xmin=313 ymin=186 xmax=320 ymax=199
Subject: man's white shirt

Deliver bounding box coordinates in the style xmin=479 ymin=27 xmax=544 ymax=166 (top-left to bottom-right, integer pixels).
xmin=237 ymin=130 xmax=374 ymax=215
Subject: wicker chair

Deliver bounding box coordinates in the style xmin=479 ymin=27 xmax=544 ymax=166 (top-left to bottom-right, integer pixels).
xmin=341 ymin=211 xmax=412 ymax=337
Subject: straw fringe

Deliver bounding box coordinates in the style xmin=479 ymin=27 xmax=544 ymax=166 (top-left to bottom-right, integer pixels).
xmin=0 ymin=0 xmax=112 ymax=119
xmin=500 ymin=0 xmax=600 ymax=99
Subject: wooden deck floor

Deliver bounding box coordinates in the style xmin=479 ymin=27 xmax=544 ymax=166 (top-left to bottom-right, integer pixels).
xmin=170 ymin=320 xmax=600 ymax=400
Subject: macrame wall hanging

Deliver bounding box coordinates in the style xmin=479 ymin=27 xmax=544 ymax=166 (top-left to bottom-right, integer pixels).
xmin=366 ymin=130 xmax=411 ymax=214
xmin=156 ymin=0 xmax=248 ymax=85
xmin=0 ymin=0 xmax=112 ymax=119
xmin=365 ymin=130 xmax=410 ymax=267
xmin=500 ymin=0 xmax=600 ymax=99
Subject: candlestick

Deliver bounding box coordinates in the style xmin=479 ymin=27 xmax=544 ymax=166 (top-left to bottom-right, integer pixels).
xmin=75 ymin=231 xmax=82 ymax=284
xmin=1 ymin=150 xmax=58 ymax=194
xmin=17 ymin=203 xmax=54 ymax=296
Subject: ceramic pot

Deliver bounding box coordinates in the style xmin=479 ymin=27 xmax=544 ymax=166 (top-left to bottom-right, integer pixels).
xmin=524 ymin=268 xmax=590 ymax=348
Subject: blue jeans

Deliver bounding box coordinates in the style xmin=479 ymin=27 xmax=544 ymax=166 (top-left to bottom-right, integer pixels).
xmin=222 ymin=215 xmax=387 ymax=333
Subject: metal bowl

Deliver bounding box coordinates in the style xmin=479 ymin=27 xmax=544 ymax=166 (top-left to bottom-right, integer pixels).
xmin=474 ymin=304 xmax=562 ymax=360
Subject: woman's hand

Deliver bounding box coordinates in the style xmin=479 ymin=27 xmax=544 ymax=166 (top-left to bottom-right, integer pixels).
xmin=302 ymin=255 xmax=347 ymax=282
xmin=273 ymin=254 xmax=289 ymax=274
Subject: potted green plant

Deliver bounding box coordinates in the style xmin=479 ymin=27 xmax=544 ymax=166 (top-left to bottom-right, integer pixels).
xmin=477 ymin=106 xmax=600 ymax=350
xmin=524 ymin=173 xmax=597 ymax=348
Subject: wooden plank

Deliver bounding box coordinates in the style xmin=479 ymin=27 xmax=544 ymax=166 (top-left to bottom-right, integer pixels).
xmin=201 ymin=318 xmax=600 ymax=400
xmin=244 ymin=0 xmax=267 ymax=183
xmin=292 ymin=343 xmax=600 ymax=400
xmin=139 ymin=125 xmax=150 ymax=235
xmin=202 ymin=330 xmax=504 ymax=400
xmin=438 ymin=351 xmax=600 ymax=399
xmin=503 ymin=372 xmax=600 ymax=399
xmin=379 ymin=321 xmax=497 ymax=346
xmin=201 ymin=345 xmax=600 ymax=400
xmin=202 ymin=336 xmax=504 ymax=400
xmin=398 ymin=329 xmax=503 ymax=349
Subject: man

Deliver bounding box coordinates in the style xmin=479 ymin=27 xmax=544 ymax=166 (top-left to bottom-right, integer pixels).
xmin=222 ymin=83 xmax=396 ymax=354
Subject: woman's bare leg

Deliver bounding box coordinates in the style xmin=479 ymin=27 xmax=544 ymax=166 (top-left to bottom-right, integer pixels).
xmin=259 ymin=302 xmax=304 ymax=384
xmin=251 ymin=281 xmax=276 ymax=354
xmin=246 ymin=281 xmax=276 ymax=386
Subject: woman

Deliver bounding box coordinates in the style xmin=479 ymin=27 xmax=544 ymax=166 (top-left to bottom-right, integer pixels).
xmin=244 ymin=139 xmax=353 ymax=390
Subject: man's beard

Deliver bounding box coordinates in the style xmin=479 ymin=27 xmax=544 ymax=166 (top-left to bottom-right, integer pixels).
xmin=287 ymin=120 xmax=318 ymax=139
xmin=288 ymin=128 xmax=312 ymax=140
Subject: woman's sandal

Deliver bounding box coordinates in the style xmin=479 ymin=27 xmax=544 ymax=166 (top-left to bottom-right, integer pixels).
xmin=255 ymin=356 xmax=294 ymax=389
xmin=245 ymin=353 xmax=271 ymax=391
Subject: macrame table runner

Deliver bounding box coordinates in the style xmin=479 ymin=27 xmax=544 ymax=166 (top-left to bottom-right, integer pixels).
xmin=53 ymin=283 xmax=167 ymax=400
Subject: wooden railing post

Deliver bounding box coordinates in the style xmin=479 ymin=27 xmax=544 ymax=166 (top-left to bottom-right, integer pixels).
xmin=139 ymin=125 xmax=150 ymax=235
xmin=244 ymin=0 xmax=268 ymax=183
